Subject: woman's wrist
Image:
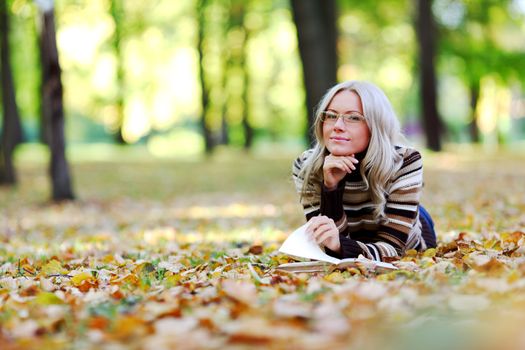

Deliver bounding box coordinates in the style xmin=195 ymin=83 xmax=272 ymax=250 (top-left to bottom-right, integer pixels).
xmin=323 ymin=179 xmax=338 ymax=190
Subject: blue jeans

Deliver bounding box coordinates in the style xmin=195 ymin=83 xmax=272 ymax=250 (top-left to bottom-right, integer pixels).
xmin=419 ymin=205 xmax=437 ymax=248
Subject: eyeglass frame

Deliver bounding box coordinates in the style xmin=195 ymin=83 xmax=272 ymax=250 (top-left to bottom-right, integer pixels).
xmin=320 ymin=110 xmax=366 ymax=125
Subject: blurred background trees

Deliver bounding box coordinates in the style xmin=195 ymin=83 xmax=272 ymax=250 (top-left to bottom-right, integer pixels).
xmin=36 ymin=0 xmax=74 ymax=200
xmin=291 ymin=0 xmax=337 ymax=146
xmin=1 ymin=0 xmax=525 ymax=193
xmin=0 ymin=0 xmax=24 ymax=184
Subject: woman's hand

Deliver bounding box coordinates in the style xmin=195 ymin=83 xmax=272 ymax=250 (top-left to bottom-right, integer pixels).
xmin=306 ymin=216 xmax=341 ymax=253
xmin=323 ymin=154 xmax=359 ymax=189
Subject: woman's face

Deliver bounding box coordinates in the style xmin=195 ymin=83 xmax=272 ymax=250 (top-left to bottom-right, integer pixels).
xmin=322 ymin=90 xmax=371 ymax=156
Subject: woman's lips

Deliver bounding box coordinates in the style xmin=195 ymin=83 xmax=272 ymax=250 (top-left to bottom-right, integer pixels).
xmin=330 ymin=137 xmax=350 ymax=141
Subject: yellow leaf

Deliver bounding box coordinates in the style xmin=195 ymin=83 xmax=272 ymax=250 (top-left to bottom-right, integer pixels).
xmin=22 ymin=264 xmax=36 ymax=275
xmin=324 ymin=271 xmax=345 ymax=283
xmin=34 ymin=292 xmax=64 ymax=305
xmin=423 ymin=248 xmax=436 ymax=258
xmin=405 ymin=249 xmax=418 ymax=257
xmin=483 ymin=239 xmax=501 ymax=251
xmin=102 ymin=254 xmax=115 ymax=264
xmin=376 ymin=273 xmax=394 ymax=282
xmin=42 ymin=260 xmax=68 ymax=275
xmin=164 ymin=274 xmax=181 ymax=287
xmin=502 ymin=231 xmax=524 ymax=245
xmin=508 ymin=270 xmax=520 ymax=283
xmin=71 ymin=272 xmax=95 ymax=287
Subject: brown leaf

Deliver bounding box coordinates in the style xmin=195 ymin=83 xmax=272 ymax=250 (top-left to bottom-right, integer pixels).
xmin=437 ymin=240 xmax=458 ymax=256
xmin=248 ymin=245 xmax=263 ymax=255
xmin=466 ymin=254 xmax=507 ymax=275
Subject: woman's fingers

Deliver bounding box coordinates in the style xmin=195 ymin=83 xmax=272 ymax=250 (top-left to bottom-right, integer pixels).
xmin=306 ymin=216 xmax=323 ymax=238
xmin=314 ymin=226 xmax=334 ymax=244
xmin=324 ymin=157 xmax=348 ymax=170
xmin=325 ymin=155 xmax=359 ymax=173
xmin=308 ymin=217 xmax=336 ymax=242
xmin=323 ymin=154 xmax=361 ymax=188
xmin=307 ymin=216 xmax=341 ymax=252
xmin=347 ymin=154 xmax=360 ymax=164
xmin=339 ymin=157 xmax=357 ymax=171
xmin=325 ymin=158 xmax=351 ymax=174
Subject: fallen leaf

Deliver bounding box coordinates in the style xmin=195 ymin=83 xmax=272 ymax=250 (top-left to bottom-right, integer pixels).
xmin=221 ymin=279 xmax=258 ymax=305
xmin=34 ymin=292 xmax=64 ymax=305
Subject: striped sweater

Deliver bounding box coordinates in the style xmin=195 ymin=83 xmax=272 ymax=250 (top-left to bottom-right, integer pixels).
xmin=292 ymin=146 xmax=427 ymax=261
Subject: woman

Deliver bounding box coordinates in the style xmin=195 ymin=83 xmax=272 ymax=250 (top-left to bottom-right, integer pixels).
xmin=292 ymin=80 xmax=436 ymax=262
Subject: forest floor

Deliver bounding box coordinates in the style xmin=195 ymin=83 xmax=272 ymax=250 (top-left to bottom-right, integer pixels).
xmin=1 ymin=145 xmax=525 ymax=350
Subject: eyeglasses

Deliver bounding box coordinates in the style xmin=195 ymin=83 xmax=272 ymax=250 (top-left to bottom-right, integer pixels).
xmin=321 ymin=111 xmax=366 ymax=125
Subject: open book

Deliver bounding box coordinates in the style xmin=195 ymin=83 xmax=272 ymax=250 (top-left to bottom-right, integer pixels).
xmin=277 ymin=223 xmax=398 ymax=273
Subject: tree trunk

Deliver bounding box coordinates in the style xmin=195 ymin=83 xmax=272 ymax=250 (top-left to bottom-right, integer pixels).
xmin=416 ymin=0 xmax=442 ymax=151
xmin=240 ymin=4 xmax=253 ymax=150
xmin=197 ymin=0 xmax=214 ymax=154
xmin=291 ymin=0 xmax=338 ymax=146
xmin=218 ymin=1 xmax=233 ymax=146
xmin=38 ymin=5 xmax=75 ymax=200
xmin=110 ymin=0 xmax=126 ymax=144
xmin=468 ymin=80 xmax=480 ymax=143
xmin=219 ymin=107 xmax=229 ymax=145
xmin=0 ymin=0 xmax=24 ymax=185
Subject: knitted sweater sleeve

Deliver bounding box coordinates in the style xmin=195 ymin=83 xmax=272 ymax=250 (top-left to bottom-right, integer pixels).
xmin=374 ymin=149 xmax=423 ymax=257
xmin=292 ymin=150 xmax=347 ymax=223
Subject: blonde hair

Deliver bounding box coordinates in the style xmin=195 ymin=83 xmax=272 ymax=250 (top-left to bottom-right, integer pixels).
xmin=298 ymin=80 xmax=405 ymax=220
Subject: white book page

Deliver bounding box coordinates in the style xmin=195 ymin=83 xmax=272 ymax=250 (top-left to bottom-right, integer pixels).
xmin=278 ymin=223 xmax=341 ymax=264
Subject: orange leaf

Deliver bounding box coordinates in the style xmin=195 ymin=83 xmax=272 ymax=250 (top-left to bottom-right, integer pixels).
xmin=71 ymin=272 xmax=98 ymax=292
xmin=113 ymin=316 xmax=149 ymax=339
xmin=88 ymin=316 xmax=110 ymax=330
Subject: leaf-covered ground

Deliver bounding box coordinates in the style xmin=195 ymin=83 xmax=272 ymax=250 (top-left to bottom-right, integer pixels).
xmin=1 ymin=147 xmax=525 ymax=350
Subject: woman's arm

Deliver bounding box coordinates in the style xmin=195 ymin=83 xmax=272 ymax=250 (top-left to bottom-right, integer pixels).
xmin=292 ymin=152 xmax=356 ymax=229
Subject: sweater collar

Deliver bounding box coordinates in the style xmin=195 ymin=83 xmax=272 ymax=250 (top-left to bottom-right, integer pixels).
xmin=355 ymin=150 xmax=367 ymax=162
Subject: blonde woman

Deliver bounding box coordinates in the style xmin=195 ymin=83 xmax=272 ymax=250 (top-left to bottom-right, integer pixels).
xmin=292 ymin=81 xmax=436 ymax=261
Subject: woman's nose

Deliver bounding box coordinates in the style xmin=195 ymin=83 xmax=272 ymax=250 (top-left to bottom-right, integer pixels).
xmin=333 ymin=116 xmax=346 ymax=130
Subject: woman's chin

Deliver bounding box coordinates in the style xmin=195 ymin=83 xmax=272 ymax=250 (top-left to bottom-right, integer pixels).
xmin=327 ymin=146 xmax=354 ymax=156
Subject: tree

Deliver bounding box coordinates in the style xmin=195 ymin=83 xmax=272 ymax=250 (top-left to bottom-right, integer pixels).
xmin=110 ymin=0 xmax=126 ymax=144
xmin=233 ymin=0 xmax=253 ymax=150
xmin=415 ymin=0 xmax=442 ymax=151
xmin=291 ymin=0 xmax=337 ymax=146
xmin=217 ymin=0 xmax=233 ymax=147
xmin=0 ymin=0 xmax=24 ymax=185
xmin=36 ymin=0 xmax=75 ymax=200
xmin=197 ymin=0 xmax=214 ymax=154
xmin=436 ymin=0 xmax=525 ymax=144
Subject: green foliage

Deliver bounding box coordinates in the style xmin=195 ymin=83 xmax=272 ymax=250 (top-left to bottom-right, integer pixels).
xmin=4 ymin=0 xmax=524 ymax=150
xmin=9 ymin=0 xmax=41 ymax=128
